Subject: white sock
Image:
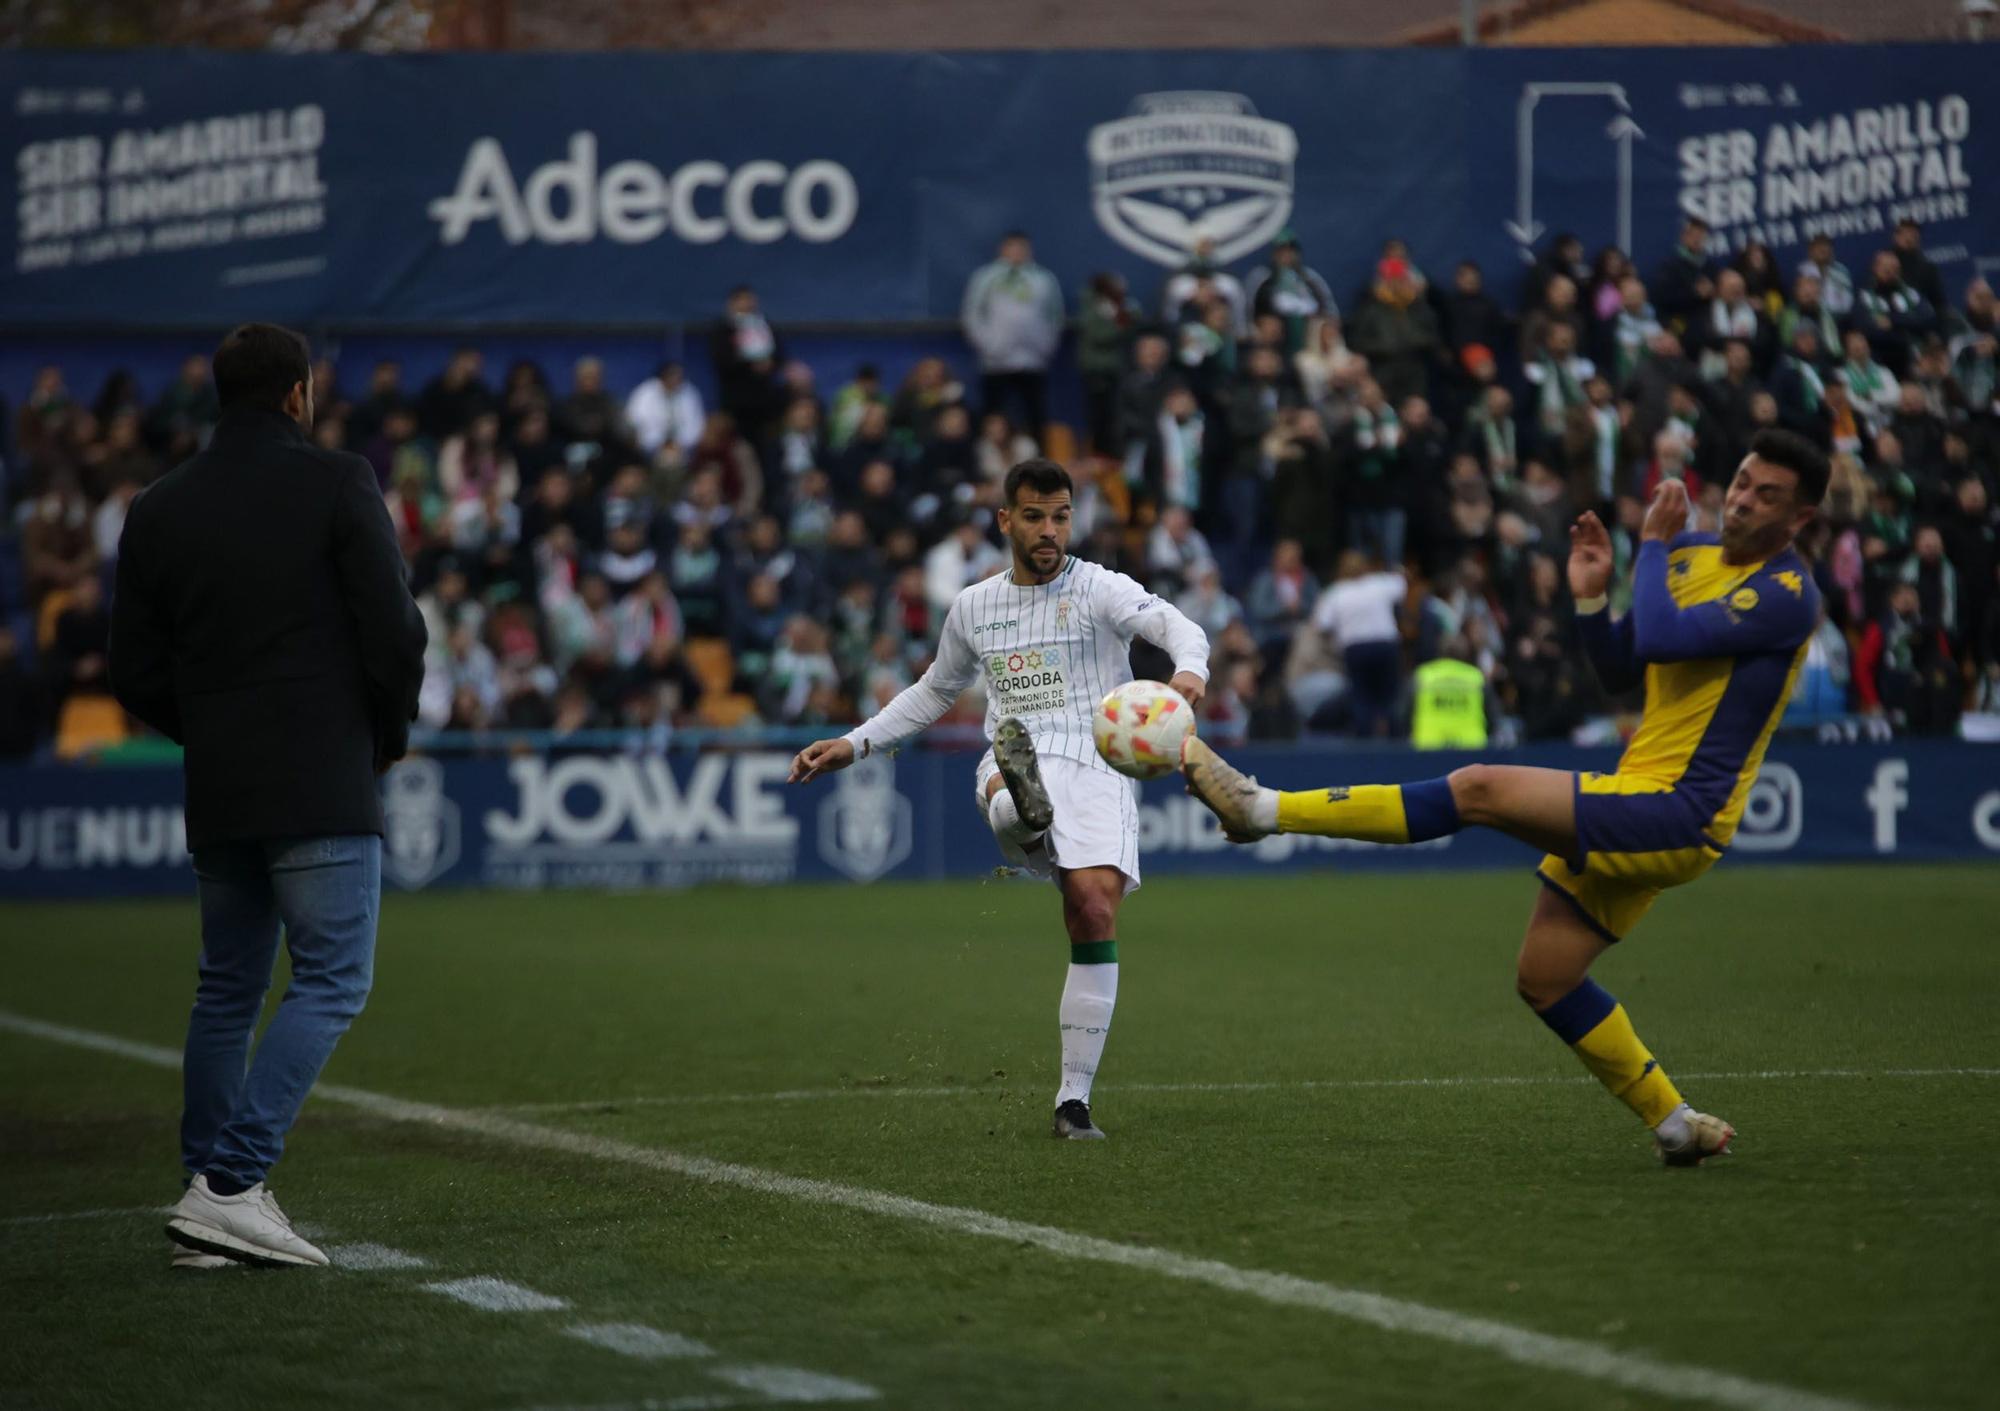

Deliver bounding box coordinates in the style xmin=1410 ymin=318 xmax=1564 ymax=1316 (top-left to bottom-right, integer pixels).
xmin=1653 ymin=1101 xmax=1694 ymax=1147
xmin=1251 ymin=787 xmax=1280 ymax=832
xmin=1056 ymin=961 xmax=1118 ymax=1105
xmin=988 ymin=788 xmax=1045 ymax=849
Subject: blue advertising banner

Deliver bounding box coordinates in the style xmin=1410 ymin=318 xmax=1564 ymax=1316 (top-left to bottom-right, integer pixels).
xmin=2 ymin=742 xmax=1995 ymax=899
xmin=3 ymin=46 xmax=1993 ymax=328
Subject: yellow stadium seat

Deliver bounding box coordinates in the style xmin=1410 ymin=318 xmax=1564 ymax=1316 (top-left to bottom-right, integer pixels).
xmin=55 ymin=693 xmax=129 ymax=759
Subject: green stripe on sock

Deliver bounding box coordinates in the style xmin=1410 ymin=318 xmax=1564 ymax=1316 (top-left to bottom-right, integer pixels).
xmin=1070 ymin=940 xmax=1118 ymax=965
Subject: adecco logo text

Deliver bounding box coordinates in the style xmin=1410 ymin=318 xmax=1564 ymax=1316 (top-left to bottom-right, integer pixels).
xmin=428 ymin=134 xmax=859 ymax=247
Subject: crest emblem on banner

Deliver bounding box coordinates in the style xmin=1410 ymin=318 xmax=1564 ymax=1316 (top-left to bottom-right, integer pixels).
xmin=817 ymin=755 xmax=913 ymax=883
xmin=381 ymin=758 xmax=461 ymax=891
xmin=1088 ymin=92 xmax=1299 ymax=267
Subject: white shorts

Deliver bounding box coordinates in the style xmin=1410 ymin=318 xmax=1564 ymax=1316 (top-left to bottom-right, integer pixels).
xmin=974 ymin=750 xmax=1141 ymax=894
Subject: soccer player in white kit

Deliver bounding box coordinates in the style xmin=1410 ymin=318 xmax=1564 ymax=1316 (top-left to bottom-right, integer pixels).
xmin=789 ymin=459 xmax=1210 ymax=1139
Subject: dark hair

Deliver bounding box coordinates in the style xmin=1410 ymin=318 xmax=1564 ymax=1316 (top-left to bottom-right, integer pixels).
xmin=1683 ymin=216 xmax=1711 ymax=233
xmin=1001 ymin=229 xmax=1030 ymax=244
xmin=212 ymin=323 xmax=310 ymax=413
xmin=1749 ymin=428 xmax=1830 ymax=507
xmin=1003 ymin=457 xmax=1073 ymax=505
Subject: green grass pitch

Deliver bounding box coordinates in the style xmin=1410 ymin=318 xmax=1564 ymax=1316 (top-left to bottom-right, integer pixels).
xmin=3 ymin=863 xmax=1996 ymax=1411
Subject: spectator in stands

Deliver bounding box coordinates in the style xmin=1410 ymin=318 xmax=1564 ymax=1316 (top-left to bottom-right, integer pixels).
xmin=1652 ymin=216 xmax=1716 ymax=330
xmin=22 ymin=476 xmax=96 ymax=604
xmin=1892 ymin=220 xmax=1948 ymax=315
xmin=44 ymin=569 xmax=110 ymax=725
xmin=1079 ymin=272 xmax=1140 ymax=456
xmin=1310 ymin=552 xmax=1406 ymax=739
xmin=1146 ymin=504 xmax=1216 ymax=600
xmin=924 ymin=511 xmax=1003 ymax=618
xmin=1348 ymin=255 xmax=1439 ymax=410
xmin=886 ymin=358 xmax=963 ymax=449
xmin=667 ymin=518 xmax=727 ymax=639
xmin=1772 ymin=322 xmax=1832 ymax=446
xmin=1341 ymin=378 xmax=1407 ymax=568
xmin=820 ymin=364 xmax=878 ymax=454
xmin=1585 ymin=247 xmax=1631 ymax=325
xmin=417 ymin=347 xmax=494 ymax=442
xmin=347 ymin=360 xmax=406 ymax=448
xmin=1265 ymin=406 xmax=1338 ymax=574
xmin=1839 ymin=329 xmax=1900 ymax=437
xmin=1162 ymin=237 xmax=1248 ymax=333
xmin=1174 ymin=564 xmax=1241 ymax=643
xmin=625 ymin=362 xmax=705 ymax=470
xmin=763 ymin=396 xmax=825 ymax=503
xmin=1521 ymin=233 xmax=1586 ymax=315
xmin=1151 ymin=383 xmax=1210 ymax=516
xmin=1890 ymin=383 xmax=1948 ymax=491
xmin=974 ymin=412 xmax=1037 ymax=492
xmin=1941 ymin=475 xmax=1996 ymax=676
xmin=686 ymin=413 xmax=762 ymax=520
xmin=1525 ymin=321 xmax=1595 ymax=455
xmin=144 ymin=354 xmax=219 ymax=463
xmin=1173 ymin=296 xmax=1237 ymax=406
xmin=961 ymin=230 xmax=1064 ymax=442
xmin=1244 ymin=538 xmax=1320 ymax=662
xmin=1459 ymin=383 xmax=1519 ymax=488
xmin=1519 ymin=273 xmax=1585 ymax=366
xmin=1292 ymin=316 xmax=1366 ymax=420
xmin=712 ymin=283 xmax=783 ymax=443
xmin=1603 ymin=276 xmax=1661 ymax=388
xmin=1247 ymin=231 xmax=1336 ymax=355
xmin=1857 ymin=579 xmax=1956 ymax=733
xmin=88 ymin=408 xmax=158 ymax=502
xmin=1854 ymin=248 xmax=1934 ymax=377
xmin=1441 ymin=260 xmax=1506 ymax=363
xmin=437 ymin=411 xmax=518 ymax=503
xmin=1779 ymin=270 xmax=1841 ymax=363
xmin=1732 ymin=239 xmax=1786 ymax=315
xmin=909 ymin=404 xmax=973 ymax=503
xmin=1693 ymin=268 xmax=1773 ymax=380
xmin=1798 ymin=234 xmax=1855 ymax=319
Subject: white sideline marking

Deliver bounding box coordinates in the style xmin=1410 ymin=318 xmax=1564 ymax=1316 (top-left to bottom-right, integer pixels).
xmin=421 ymin=1275 xmax=569 ymax=1313
xmin=0 ymin=1008 xmax=1880 ymax=1411
xmin=328 ymin=1242 xmax=431 ymax=1271
xmin=488 ymin=1065 xmax=2000 ymax=1113
xmin=0 ymin=1204 xmax=173 ymax=1227
xmin=707 ymin=1365 xmax=880 ymax=1403
xmin=563 ymin=1323 xmax=714 ymax=1360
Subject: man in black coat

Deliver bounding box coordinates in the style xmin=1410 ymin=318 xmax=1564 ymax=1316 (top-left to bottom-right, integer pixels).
xmin=110 ymin=323 xmax=426 ymax=1270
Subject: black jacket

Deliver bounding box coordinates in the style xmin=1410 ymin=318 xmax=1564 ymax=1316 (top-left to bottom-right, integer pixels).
xmin=110 ymin=408 xmax=427 ymax=849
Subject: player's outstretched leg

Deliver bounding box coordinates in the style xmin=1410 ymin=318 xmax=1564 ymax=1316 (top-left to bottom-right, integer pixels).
xmin=1519 ymin=885 xmax=1733 ymax=1166
xmin=1182 ymin=737 xmax=1464 ymax=847
xmin=994 ymin=717 xmax=1054 ymax=833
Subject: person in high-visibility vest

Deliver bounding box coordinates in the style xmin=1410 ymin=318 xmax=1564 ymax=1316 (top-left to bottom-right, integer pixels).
xmin=1409 ymin=646 xmax=1489 ymax=749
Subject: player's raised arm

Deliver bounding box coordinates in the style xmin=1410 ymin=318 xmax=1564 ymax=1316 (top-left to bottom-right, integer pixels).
xmin=1102 ymin=570 xmax=1211 ymax=708
xmin=1628 ymin=481 xmax=1815 ymax=661
xmin=1568 ymin=510 xmax=1642 ymax=694
xmin=789 ymin=599 xmax=981 ymax=785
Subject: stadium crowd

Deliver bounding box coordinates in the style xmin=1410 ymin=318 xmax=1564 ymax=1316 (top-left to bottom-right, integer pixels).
xmin=4 ymin=217 xmax=1998 ymax=759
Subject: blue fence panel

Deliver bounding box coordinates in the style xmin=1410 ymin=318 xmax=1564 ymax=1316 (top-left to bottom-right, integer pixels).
xmin=3 ymin=742 xmax=1995 ymax=899
xmin=5 ymin=47 xmax=1993 ymax=329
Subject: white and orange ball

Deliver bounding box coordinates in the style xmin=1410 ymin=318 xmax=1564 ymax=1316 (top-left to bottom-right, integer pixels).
xmin=1093 ymin=680 xmax=1196 ymax=781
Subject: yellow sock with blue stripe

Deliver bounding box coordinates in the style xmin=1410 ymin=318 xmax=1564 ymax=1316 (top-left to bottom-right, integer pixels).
xmin=1275 ymin=778 xmax=1461 ymax=843
xmin=1536 ymin=979 xmax=1685 ymax=1127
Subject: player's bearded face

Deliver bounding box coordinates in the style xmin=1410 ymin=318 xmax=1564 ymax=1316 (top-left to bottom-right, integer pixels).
xmin=1003 ymin=492 xmax=1073 ymax=579
xmin=1721 ymin=459 xmax=1806 ymax=559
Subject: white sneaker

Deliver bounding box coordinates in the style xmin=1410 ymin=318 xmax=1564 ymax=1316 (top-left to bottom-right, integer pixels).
xmin=170 ymin=1242 xmax=235 ymax=1270
xmin=166 ymin=1175 xmax=329 ymax=1268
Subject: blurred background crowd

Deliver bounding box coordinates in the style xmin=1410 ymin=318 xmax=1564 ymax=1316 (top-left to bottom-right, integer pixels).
xmin=6 ymin=214 xmax=1997 ymax=760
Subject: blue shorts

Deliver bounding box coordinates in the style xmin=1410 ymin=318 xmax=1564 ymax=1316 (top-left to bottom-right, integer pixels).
xmin=1536 ymin=773 xmax=1723 ymax=942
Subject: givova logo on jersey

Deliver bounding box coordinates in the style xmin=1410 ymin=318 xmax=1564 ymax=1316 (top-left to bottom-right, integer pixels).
xmin=1087 ymin=92 xmax=1299 ymax=267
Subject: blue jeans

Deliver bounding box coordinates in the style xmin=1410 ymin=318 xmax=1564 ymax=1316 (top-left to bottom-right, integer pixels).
xmin=1348 ymin=508 xmax=1407 ymax=569
xmin=183 ymin=835 xmax=380 ymax=1188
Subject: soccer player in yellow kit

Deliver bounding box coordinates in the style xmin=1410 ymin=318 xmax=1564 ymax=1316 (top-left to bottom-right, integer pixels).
xmin=1184 ymin=429 xmax=1827 ymax=1164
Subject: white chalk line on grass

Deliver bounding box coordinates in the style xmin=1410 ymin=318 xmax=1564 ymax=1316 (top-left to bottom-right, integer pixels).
xmin=0 ymin=1204 xmax=174 ymax=1227
xmin=484 ymin=1065 xmax=2000 ymax=1114
xmin=0 ymin=1007 xmax=1883 ymax=1411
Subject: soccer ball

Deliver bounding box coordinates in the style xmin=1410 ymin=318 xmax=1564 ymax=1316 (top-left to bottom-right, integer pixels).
xmin=1093 ymin=680 xmax=1195 ymax=780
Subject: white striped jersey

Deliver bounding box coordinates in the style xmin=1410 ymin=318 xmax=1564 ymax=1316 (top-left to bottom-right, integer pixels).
xmin=844 ymin=556 xmax=1211 ymax=774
